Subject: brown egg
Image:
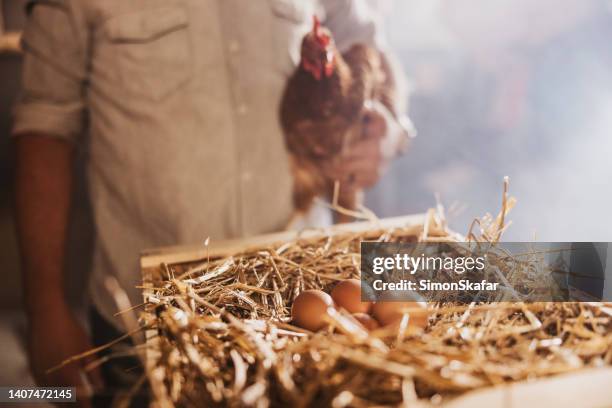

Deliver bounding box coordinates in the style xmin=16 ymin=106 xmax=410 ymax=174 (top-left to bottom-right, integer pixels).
xmin=352 ymin=313 xmax=380 ymax=331
xmin=331 ymin=279 xmax=372 ymax=314
xmin=372 ymin=297 xmax=429 ymax=328
xmin=291 ymin=290 xmax=334 ymax=331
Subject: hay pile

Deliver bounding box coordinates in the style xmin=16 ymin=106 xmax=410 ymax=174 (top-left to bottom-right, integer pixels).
xmin=134 ymin=186 xmax=611 ymax=408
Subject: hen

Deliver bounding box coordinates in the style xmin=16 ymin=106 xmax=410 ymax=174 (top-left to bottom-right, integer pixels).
xmin=280 ymin=16 xmax=413 ymax=223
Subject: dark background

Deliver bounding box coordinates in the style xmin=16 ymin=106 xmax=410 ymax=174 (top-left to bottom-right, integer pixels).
xmin=1 ymin=0 xmax=27 ymax=309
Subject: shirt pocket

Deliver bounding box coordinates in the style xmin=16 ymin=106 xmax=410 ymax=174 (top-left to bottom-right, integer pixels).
xmin=97 ymin=6 xmax=192 ymax=101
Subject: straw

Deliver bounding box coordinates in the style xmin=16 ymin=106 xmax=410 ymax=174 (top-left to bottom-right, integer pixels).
xmin=62 ymin=181 xmax=611 ymax=407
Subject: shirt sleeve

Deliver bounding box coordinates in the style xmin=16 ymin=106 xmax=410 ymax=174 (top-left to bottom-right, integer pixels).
xmin=320 ymin=0 xmax=385 ymax=52
xmin=12 ymin=0 xmax=88 ymax=143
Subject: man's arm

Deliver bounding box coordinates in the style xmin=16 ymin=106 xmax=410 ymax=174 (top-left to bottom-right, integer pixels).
xmin=15 ymin=135 xmax=74 ymax=327
xmin=14 ymin=135 xmax=102 ymax=404
xmin=12 ymin=1 xmax=99 ymax=405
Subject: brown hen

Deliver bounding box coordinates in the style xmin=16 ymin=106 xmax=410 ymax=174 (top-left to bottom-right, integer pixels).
xmin=280 ymin=16 xmax=412 ymax=223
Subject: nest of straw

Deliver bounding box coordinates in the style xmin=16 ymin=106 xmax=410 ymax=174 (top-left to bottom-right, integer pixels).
xmin=135 ymin=189 xmax=611 ymax=408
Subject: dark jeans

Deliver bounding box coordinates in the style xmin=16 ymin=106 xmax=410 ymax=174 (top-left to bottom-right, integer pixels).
xmin=90 ymin=309 xmax=149 ymax=408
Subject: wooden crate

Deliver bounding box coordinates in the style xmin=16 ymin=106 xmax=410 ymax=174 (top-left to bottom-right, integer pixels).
xmin=140 ymin=215 xmax=612 ymax=408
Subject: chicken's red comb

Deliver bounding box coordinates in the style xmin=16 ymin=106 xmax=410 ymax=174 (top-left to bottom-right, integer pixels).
xmin=312 ymin=15 xmax=321 ymax=35
xmin=312 ymin=15 xmax=330 ymax=47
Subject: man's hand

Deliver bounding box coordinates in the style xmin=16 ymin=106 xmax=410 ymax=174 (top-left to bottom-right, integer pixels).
xmin=28 ymin=298 xmax=103 ymax=407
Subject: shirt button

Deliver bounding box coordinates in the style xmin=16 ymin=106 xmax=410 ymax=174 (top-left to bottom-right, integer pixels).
xmin=228 ymin=41 xmax=240 ymax=53
xmin=241 ymin=171 xmax=252 ymax=182
xmin=237 ymin=104 xmax=249 ymax=115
